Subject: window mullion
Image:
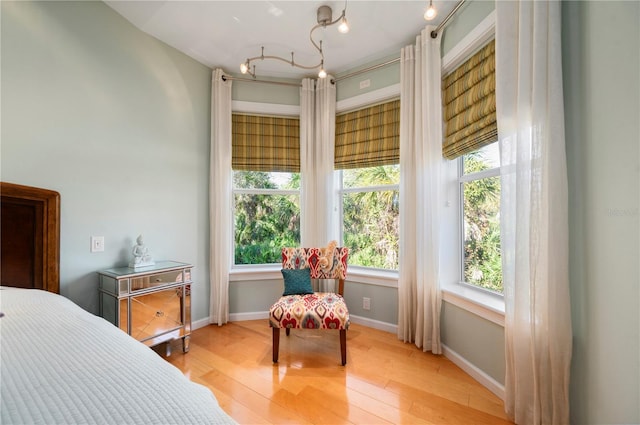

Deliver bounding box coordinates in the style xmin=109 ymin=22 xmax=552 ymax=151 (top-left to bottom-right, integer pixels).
xmin=233 ymin=188 xmax=299 ymax=196
xmin=459 ymin=166 xmax=500 ymax=182
xmin=342 ymin=184 xmax=399 ymax=194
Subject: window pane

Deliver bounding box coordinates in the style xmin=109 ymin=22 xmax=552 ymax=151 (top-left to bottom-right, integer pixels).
xmin=343 ymin=189 xmax=399 ymax=270
xmin=343 ymin=164 xmax=399 ymax=189
xmin=233 ymin=171 xmax=300 ymax=190
xmin=462 ymin=176 xmax=502 ymax=292
xmin=234 ymin=194 xmax=300 ymax=264
xmin=463 ymin=141 xmax=500 ymax=175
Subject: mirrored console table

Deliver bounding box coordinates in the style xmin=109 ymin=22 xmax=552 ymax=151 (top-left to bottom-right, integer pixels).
xmin=98 ymin=261 xmax=192 ymax=355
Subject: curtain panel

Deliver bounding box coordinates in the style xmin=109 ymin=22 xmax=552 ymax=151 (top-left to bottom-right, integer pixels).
xmin=231 ymin=114 xmax=300 ymax=172
xmin=300 ymin=78 xmax=317 ymax=247
xmin=300 ymin=77 xmax=338 ymax=247
xmin=397 ymin=27 xmax=443 ymax=354
xmin=209 ymin=69 xmax=232 ymax=326
xmin=335 ymin=99 xmax=401 ymax=169
xmin=313 ymin=76 xmax=339 ymax=246
xmin=442 ymin=40 xmax=497 ymax=159
xmin=496 ymin=1 xmax=572 ymax=423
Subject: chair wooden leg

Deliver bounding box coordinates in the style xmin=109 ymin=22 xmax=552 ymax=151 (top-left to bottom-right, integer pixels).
xmin=272 ymin=327 xmax=280 ymax=363
xmin=340 ymin=329 xmax=347 ymax=366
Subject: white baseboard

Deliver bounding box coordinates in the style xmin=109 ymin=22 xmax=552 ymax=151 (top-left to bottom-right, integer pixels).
xmin=194 ymin=312 xmax=269 ymax=329
xmin=349 ymin=314 xmax=398 ymax=334
xmin=442 ymin=344 xmax=505 ymax=401
xmin=230 ymin=311 xmax=269 ymax=322
xmin=192 ymin=317 xmax=211 ymax=330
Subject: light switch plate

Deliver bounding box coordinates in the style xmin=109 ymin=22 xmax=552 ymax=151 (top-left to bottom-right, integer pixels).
xmin=91 ymin=236 xmax=105 ymax=253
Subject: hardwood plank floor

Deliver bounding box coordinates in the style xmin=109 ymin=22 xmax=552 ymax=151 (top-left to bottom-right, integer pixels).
xmin=161 ymin=320 xmax=512 ymax=424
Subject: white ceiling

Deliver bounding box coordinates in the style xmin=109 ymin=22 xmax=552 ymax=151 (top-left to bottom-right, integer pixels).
xmin=105 ymin=1 xmax=459 ymax=79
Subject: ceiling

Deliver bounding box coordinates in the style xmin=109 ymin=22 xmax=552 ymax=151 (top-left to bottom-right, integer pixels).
xmin=104 ymin=1 xmax=459 ymax=80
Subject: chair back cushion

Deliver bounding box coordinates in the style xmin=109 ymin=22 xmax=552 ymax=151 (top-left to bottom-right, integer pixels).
xmin=282 ymin=247 xmax=348 ymax=279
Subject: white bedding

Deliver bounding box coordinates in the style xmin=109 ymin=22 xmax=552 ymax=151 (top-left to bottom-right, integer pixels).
xmin=0 ymin=288 xmax=235 ymax=425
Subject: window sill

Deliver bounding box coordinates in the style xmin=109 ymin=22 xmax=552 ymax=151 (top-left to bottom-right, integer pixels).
xmin=228 ymin=264 xmax=399 ymax=287
xmin=441 ymin=283 xmax=505 ymax=327
xmin=346 ymin=266 xmax=398 ymax=288
xmin=229 ymin=264 xmax=281 ymax=282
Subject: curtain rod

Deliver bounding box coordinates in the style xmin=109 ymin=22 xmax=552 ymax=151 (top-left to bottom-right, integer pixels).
xmin=332 ymin=57 xmax=401 ymax=84
xmin=431 ymin=0 xmax=467 ymax=38
xmin=221 ymin=74 xmax=302 ymax=87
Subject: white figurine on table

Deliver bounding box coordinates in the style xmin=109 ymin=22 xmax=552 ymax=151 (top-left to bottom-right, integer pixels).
xmin=129 ymin=234 xmax=155 ymax=268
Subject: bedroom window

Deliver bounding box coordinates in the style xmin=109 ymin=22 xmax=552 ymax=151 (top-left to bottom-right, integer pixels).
xmin=340 ymin=165 xmax=399 ymax=270
xmin=441 ymin=39 xmax=502 ymax=293
xmin=459 ymin=142 xmax=502 ymax=293
xmin=335 ymin=100 xmax=400 ymax=270
xmin=232 ymin=114 xmax=300 ymax=265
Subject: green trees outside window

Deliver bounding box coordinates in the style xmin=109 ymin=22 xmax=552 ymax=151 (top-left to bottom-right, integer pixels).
xmin=342 ymin=165 xmax=400 ymax=270
xmin=233 ymin=171 xmax=300 ymax=265
xmin=461 ymin=143 xmax=503 ymax=292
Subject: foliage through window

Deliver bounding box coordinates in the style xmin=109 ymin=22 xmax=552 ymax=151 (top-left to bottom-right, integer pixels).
xmin=460 ymin=142 xmax=502 ymax=292
xmin=341 ymin=165 xmax=399 ymax=270
xmin=233 ymin=171 xmax=300 ymax=265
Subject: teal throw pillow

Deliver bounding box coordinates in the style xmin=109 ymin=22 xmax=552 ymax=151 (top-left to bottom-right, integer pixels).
xmin=281 ymin=268 xmax=314 ymax=296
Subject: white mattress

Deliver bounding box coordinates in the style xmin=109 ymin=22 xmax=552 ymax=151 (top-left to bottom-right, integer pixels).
xmin=0 ymin=287 xmax=235 ymax=425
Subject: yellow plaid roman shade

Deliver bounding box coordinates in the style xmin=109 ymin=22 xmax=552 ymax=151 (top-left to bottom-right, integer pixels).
xmin=442 ymin=40 xmax=497 ymax=160
xmin=335 ymin=100 xmax=400 ymax=169
xmin=232 ymin=114 xmax=300 ymax=172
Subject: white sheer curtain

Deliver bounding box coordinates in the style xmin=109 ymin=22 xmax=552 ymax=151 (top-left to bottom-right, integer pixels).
xmin=496 ymin=2 xmax=572 ymax=423
xmin=314 ymin=76 xmax=338 ymax=246
xmin=397 ymin=28 xmax=443 ymax=354
xmin=300 ymin=78 xmax=317 ymax=247
xmin=209 ymin=68 xmax=232 ymax=326
xmin=301 ymin=76 xmax=337 ymax=247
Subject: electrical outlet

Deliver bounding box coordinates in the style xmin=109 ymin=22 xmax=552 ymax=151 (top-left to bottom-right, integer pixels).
xmin=91 ymin=236 xmax=105 ymax=253
xmin=363 ymin=297 xmax=371 ymax=311
xmin=359 ymin=79 xmax=371 ymax=89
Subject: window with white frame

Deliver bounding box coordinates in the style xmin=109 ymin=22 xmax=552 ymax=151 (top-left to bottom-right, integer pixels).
xmin=459 ymin=141 xmax=502 ymax=293
xmin=335 ymin=100 xmax=400 ymax=271
xmin=340 ymin=165 xmax=399 ymax=270
xmin=232 ymin=113 xmax=300 ymax=265
xmin=442 ymin=38 xmax=502 ymax=294
xmin=233 ymin=171 xmax=300 ymax=265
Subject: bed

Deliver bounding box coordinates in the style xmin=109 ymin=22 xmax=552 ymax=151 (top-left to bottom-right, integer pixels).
xmin=0 ymin=182 xmax=235 ymax=424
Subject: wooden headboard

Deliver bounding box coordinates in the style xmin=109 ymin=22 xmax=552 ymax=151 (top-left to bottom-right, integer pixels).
xmin=1 ymin=182 xmax=60 ymax=293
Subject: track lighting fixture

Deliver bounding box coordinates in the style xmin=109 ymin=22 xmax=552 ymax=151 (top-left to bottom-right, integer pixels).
xmin=424 ymin=0 xmax=437 ymax=20
xmin=239 ymin=3 xmax=350 ymax=79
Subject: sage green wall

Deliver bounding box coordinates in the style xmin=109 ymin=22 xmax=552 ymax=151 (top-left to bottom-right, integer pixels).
xmin=342 ymin=281 xmax=398 ymax=324
xmin=335 ymin=54 xmax=401 ymax=102
xmin=1 ymin=1 xmax=213 ymax=321
xmin=229 ymin=280 xmax=283 ymax=314
xmin=563 ymin=1 xmax=640 ymax=424
xmin=440 ymin=0 xmax=494 ymax=55
xmin=441 ymin=303 xmax=505 ymax=383
xmin=231 ymin=75 xmax=300 ymax=105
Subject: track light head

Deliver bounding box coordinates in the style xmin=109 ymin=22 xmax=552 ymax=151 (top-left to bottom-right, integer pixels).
xmin=424 ymin=0 xmax=437 ymax=20
xmin=338 ymin=15 xmax=349 ymax=33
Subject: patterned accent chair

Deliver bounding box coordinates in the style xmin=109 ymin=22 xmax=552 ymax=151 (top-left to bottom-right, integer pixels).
xmin=269 ymin=246 xmax=349 ymax=365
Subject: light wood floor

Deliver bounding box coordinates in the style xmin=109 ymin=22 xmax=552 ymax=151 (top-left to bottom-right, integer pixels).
xmin=162 ymin=320 xmax=512 ymax=424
